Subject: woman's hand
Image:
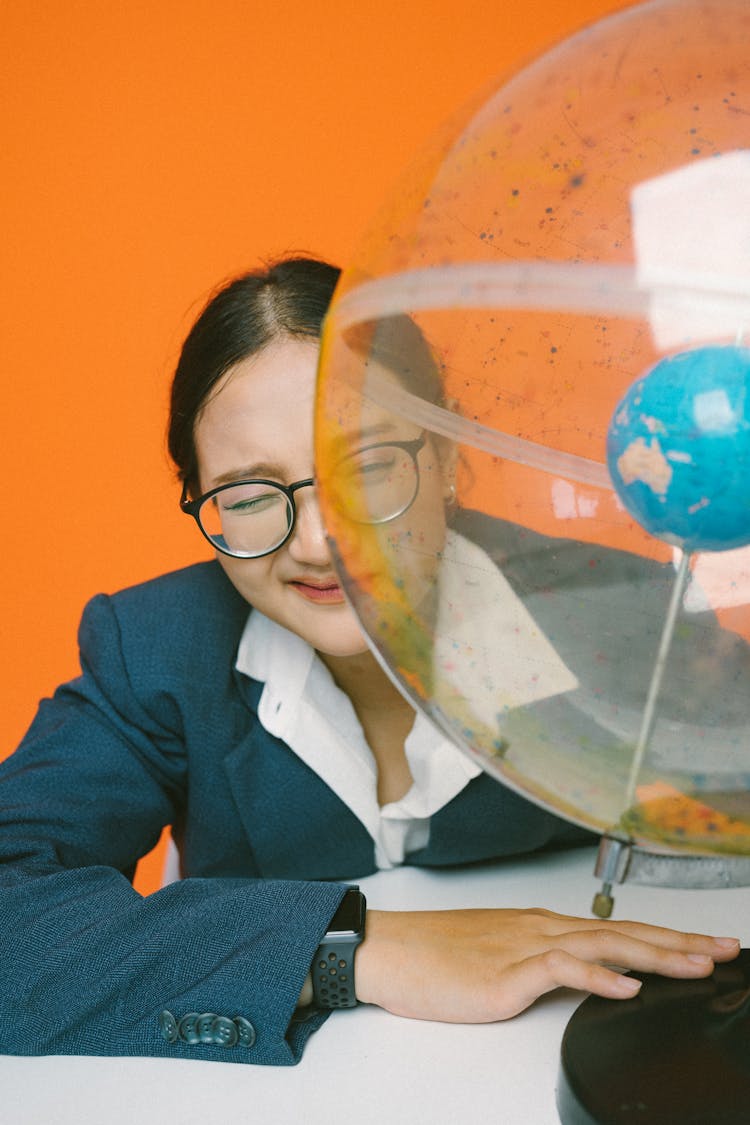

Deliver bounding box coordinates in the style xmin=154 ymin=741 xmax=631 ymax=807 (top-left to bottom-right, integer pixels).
xmin=354 ymin=907 xmax=740 ymax=1022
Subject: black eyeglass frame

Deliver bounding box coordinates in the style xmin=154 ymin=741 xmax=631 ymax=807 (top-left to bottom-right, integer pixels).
xmin=334 ymin=432 xmax=427 ymax=526
xmin=179 ymin=431 xmax=427 ymax=559
xmin=180 ymin=476 xmax=315 ymax=559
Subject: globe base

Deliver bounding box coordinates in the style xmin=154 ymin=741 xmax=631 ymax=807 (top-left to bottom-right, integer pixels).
xmin=557 ymin=949 xmax=750 ymax=1124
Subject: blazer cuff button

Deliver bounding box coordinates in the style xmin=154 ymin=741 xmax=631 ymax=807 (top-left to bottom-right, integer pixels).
xmin=177 ymin=1012 xmax=202 ymax=1045
xmin=211 ymin=1016 xmax=239 ymax=1048
xmin=233 ymin=1016 xmax=256 ymax=1048
xmin=158 ymin=1010 xmax=178 ymax=1043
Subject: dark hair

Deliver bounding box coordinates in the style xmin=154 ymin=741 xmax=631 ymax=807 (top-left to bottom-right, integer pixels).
xmin=169 ymin=254 xmax=448 ymax=496
xmin=168 ymin=256 xmax=340 ymax=493
xmin=345 ymin=316 xmax=446 ymax=411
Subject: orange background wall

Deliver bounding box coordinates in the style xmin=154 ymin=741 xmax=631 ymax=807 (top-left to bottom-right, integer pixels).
xmin=2 ymin=0 xmax=632 ymax=891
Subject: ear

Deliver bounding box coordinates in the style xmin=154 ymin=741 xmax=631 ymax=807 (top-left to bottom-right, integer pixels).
xmin=438 ymin=396 xmax=460 ymax=502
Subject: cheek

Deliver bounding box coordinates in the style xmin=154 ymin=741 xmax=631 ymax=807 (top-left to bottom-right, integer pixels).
xmin=383 ymin=491 xmax=447 ymax=587
xmin=216 ymin=553 xmax=274 ymax=605
xmin=399 ymin=481 xmax=447 ymax=552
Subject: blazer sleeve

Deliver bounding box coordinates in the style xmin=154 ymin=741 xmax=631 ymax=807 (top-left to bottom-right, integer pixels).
xmin=0 ymin=592 xmax=347 ymax=1065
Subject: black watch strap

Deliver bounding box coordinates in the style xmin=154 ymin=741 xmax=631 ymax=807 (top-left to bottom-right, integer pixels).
xmin=312 ymin=887 xmax=366 ymax=1009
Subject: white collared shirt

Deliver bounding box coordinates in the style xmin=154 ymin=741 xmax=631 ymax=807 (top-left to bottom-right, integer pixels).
xmin=234 ymin=529 xmax=581 ymax=869
xmin=235 ymin=610 xmax=482 ymax=870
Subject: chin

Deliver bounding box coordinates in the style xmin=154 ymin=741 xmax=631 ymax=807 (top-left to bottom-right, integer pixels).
xmin=291 ymin=600 xmax=369 ymax=658
xmin=312 ymin=631 xmax=371 ymax=659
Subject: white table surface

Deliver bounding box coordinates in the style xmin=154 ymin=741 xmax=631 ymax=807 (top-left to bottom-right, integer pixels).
xmin=2 ymin=845 xmax=748 ymax=1125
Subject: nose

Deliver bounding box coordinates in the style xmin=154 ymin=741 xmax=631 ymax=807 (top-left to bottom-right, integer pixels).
xmin=287 ymin=486 xmax=331 ymax=564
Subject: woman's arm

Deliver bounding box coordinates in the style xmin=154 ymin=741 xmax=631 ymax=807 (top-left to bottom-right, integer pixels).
xmin=0 ymin=591 xmax=346 ymax=1065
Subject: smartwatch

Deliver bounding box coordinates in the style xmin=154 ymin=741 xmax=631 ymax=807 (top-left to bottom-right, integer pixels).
xmin=311 ymin=886 xmax=367 ymax=1009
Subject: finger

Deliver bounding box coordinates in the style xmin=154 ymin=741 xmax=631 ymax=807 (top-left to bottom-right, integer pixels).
xmin=490 ymin=949 xmax=642 ymax=1020
xmin=554 ymin=927 xmax=718 ymax=979
xmin=519 ymin=911 xmax=740 ymax=962
xmin=581 ymin=920 xmax=741 ymax=961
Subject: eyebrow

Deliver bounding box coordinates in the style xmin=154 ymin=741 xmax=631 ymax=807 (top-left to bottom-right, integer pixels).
xmin=210 ymin=461 xmax=291 ymax=487
xmin=358 ymin=422 xmax=400 ymax=440
xmin=327 ymin=420 xmax=404 ymax=457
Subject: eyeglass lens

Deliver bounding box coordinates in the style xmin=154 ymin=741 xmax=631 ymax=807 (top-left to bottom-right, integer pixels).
xmin=199 ymin=483 xmax=294 ymax=557
xmin=333 ymin=443 xmax=419 ymax=524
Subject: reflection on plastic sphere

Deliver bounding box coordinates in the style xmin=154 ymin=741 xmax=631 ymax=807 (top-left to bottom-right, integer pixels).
xmin=607 ymin=346 xmax=750 ymax=552
xmin=315 ymin=0 xmax=750 ymax=858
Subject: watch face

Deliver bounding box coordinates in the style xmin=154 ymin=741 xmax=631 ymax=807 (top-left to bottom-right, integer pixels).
xmin=328 ymin=888 xmax=366 ymax=936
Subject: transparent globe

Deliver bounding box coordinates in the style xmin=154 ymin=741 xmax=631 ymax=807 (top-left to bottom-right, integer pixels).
xmin=315 ymin=0 xmax=750 ymax=870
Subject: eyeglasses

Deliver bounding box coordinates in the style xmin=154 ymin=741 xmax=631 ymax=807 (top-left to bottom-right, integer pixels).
xmin=181 ymin=432 xmax=427 ymax=559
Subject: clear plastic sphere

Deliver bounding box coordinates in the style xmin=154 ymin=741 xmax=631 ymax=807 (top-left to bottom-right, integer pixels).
xmin=315 ymin=0 xmax=750 ymax=856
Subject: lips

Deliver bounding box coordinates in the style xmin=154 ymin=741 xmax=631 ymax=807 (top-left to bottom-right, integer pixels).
xmin=289 ymin=578 xmax=346 ymax=605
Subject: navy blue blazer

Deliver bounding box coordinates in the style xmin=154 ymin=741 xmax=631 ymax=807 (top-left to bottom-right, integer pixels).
xmin=0 ymin=540 xmax=591 ymax=1066
xmin=1 ymin=514 xmax=745 ymax=1065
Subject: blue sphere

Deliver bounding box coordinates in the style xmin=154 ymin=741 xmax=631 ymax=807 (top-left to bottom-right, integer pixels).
xmin=606 ymin=346 xmax=750 ymax=551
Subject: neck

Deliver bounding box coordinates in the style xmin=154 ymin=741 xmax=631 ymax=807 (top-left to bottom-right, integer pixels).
xmin=321 ymin=647 xmax=417 ymax=804
xmin=320 ymin=648 xmax=413 ymax=718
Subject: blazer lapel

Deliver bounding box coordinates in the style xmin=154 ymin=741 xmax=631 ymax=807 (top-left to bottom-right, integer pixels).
xmin=224 ymin=721 xmax=377 ymax=881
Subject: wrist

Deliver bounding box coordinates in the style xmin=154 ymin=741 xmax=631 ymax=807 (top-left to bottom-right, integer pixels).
xmin=352 ymin=909 xmax=392 ymax=1007
xmin=297 ymin=972 xmax=313 ymax=1008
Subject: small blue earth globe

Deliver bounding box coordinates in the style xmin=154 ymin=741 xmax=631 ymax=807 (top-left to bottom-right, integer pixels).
xmin=607 ymin=345 xmax=750 ymax=552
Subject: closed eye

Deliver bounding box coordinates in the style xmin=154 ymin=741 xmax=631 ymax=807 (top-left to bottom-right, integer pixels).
xmin=221 ymin=491 xmax=285 ymax=515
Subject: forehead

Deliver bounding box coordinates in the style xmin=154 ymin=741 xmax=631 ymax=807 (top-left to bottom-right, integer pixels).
xmin=203 ymin=335 xmax=319 ymax=414
xmin=194 ymin=337 xmax=320 ymax=485
xmin=322 ymin=360 xmax=423 ymax=456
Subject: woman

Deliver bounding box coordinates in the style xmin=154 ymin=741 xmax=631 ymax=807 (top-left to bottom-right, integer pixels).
xmin=0 ymin=256 xmax=739 ymax=1065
